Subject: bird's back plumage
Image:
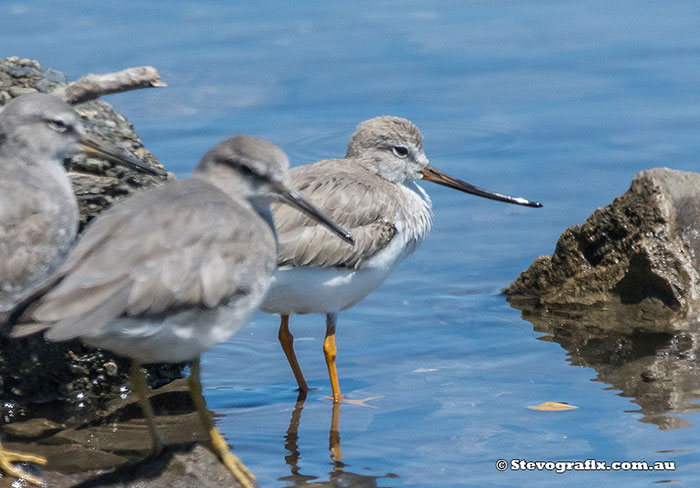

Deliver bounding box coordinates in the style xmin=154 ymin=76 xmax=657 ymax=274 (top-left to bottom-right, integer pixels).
xmin=274 ymin=158 xmax=432 ymax=271
xmin=13 ymin=177 xmax=277 ymax=361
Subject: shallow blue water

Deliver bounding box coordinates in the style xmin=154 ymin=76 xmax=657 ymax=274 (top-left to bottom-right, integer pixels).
xmin=4 ymin=1 xmax=700 ymax=486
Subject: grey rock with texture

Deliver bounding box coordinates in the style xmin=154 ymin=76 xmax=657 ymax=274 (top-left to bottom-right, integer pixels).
xmin=505 ymin=167 xmax=700 ymax=332
xmin=505 ymin=167 xmax=700 ymax=430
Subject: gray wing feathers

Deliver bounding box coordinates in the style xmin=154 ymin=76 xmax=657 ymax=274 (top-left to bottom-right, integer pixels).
xmin=45 ymin=283 xmax=131 ymax=341
xmin=21 ymin=179 xmax=275 ymax=339
xmin=274 ymin=160 xmax=397 ymax=269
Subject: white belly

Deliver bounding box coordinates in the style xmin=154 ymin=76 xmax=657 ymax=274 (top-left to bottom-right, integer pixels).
xmin=261 ymin=264 xmax=394 ymax=314
xmin=81 ymin=302 xmax=257 ymax=364
xmin=262 ymin=219 xmax=426 ymax=315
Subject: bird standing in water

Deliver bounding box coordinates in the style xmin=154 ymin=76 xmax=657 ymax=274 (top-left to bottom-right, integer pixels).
xmin=0 ymin=92 xmax=160 ymax=485
xmin=261 ymin=116 xmax=541 ymax=403
xmin=11 ymin=136 xmax=353 ymax=488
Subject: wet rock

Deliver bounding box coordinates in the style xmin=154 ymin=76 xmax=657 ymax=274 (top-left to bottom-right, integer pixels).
xmin=506 ymin=167 xmax=700 ymax=430
xmin=0 ymin=380 xmax=249 ymax=488
xmin=78 ymin=444 xmax=246 ymax=488
xmin=38 ymin=444 xmax=247 ymax=488
xmin=505 ymin=167 xmax=700 ymax=333
xmin=0 ymin=57 xmax=182 ymax=420
xmin=3 ymin=418 xmax=63 ymax=439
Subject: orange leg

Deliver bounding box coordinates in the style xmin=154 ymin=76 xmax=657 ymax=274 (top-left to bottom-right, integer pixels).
xmin=323 ymin=312 xmax=342 ymax=403
xmin=278 ymin=315 xmax=310 ymax=392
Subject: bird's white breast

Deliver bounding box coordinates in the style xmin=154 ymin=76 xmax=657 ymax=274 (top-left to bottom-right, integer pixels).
xmin=262 ymin=181 xmax=433 ymax=315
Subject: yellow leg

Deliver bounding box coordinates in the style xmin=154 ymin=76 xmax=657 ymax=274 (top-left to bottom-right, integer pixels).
xmin=0 ymin=439 xmax=46 ymax=486
xmin=189 ymin=358 xmax=256 ymax=488
xmin=278 ymin=315 xmax=310 ymax=392
xmin=329 ymin=401 xmax=343 ymax=464
xmin=130 ymin=361 xmax=165 ymax=454
xmin=323 ymin=312 xmax=342 ymax=403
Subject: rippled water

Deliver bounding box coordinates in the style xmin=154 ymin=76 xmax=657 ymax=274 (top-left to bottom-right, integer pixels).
xmin=4 ymin=1 xmax=700 ymax=486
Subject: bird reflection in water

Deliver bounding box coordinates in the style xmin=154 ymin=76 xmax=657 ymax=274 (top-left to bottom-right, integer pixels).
xmin=279 ymin=392 xmax=398 ymax=487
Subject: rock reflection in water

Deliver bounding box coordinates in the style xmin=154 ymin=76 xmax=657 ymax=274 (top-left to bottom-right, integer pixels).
xmin=0 ymin=378 xmax=243 ymax=488
xmin=510 ymin=301 xmax=700 ymax=430
xmin=279 ymin=392 xmax=398 ymax=487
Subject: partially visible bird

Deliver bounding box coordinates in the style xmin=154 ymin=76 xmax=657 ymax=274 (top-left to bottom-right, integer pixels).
xmin=10 ymin=136 xmax=353 ymax=488
xmin=0 ymin=92 xmax=160 ymax=485
xmin=261 ymin=116 xmax=542 ymax=403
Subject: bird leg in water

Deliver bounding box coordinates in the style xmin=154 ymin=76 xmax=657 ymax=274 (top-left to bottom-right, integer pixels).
xmin=129 ymin=362 xmax=165 ymax=454
xmin=278 ymin=314 xmax=310 ymax=393
xmin=189 ymin=358 xmax=257 ymax=488
xmin=322 ymin=313 xmax=383 ymax=407
xmin=323 ymin=312 xmax=342 ymax=403
xmin=0 ymin=440 xmax=46 ymax=486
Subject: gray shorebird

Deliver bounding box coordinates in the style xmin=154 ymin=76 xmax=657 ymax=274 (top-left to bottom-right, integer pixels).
xmin=0 ymin=92 xmax=160 ymax=485
xmin=261 ymin=116 xmax=542 ymax=403
xmin=11 ymin=136 xmax=353 ymax=488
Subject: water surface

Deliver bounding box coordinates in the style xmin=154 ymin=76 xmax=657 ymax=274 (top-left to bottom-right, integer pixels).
xmin=3 ymin=1 xmax=700 ymax=486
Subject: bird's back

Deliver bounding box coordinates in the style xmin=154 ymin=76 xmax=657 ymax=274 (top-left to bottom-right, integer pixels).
xmin=11 ymin=177 xmax=278 ymax=362
xmin=273 ymin=158 xmax=433 ymax=270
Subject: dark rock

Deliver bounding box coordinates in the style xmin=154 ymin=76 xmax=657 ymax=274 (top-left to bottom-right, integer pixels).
xmin=505 ymin=167 xmax=700 ymax=430
xmin=67 ymin=444 xmax=246 ymax=488
xmin=0 ymin=57 xmax=182 ymax=421
xmin=0 ymin=380 xmax=249 ymax=488
xmin=505 ymin=167 xmax=700 ymax=333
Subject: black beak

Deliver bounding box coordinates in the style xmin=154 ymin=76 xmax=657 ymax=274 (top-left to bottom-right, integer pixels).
xmin=81 ymin=135 xmax=167 ymax=177
xmin=420 ymin=165 xmax=542 ymax=207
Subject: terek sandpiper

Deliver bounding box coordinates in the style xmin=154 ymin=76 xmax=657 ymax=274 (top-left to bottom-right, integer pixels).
xmin=261 ymin=116 xmax=541 ymax=403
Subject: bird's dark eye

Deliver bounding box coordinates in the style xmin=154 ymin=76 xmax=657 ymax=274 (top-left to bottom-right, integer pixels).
xmin=47 ymin=119 xmax=69 ymax=133
xmin=236 ymin=163 xmax=260 ymax=179
xmin=391 ymin=145 xmax=409 ymax=158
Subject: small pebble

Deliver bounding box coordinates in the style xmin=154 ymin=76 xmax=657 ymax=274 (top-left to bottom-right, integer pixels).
xmin=104 ymin=361 xmax=118 ymax=377
xmin=80 ymin=157 xmax=109 ymax=173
